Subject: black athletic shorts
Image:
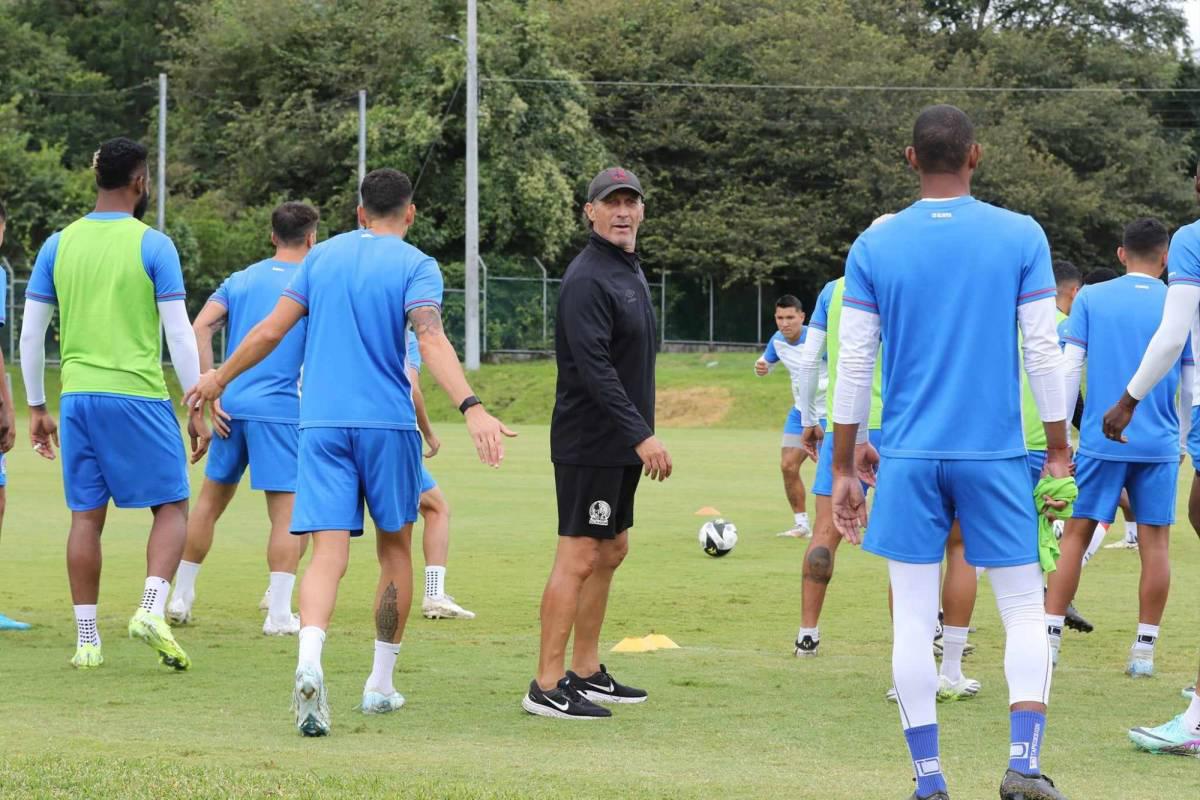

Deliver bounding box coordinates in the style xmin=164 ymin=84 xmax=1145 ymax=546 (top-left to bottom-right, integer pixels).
xmin=554 ymin=463 xmax=642 ymax=539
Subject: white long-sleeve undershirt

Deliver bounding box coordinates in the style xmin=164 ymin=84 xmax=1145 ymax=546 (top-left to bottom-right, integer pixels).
xmin=1063 ymin=343 xmax=1085 ymax=447
xmin=19 ymin=299 xmax=200 ymax=407
xmin=159 ymin=299 xmax=200 ymax=394
xmin=831 ymin=306 xmax=878 ymax=444
xmin=19 ymin=299 xmax=52 ymax=406
xmin=797 ymin=327 xmax=827 ymax=427
xmin=1127 ymin=283 xmax=1200 ymax=400
xmin=1017 ymin=297 xmax=1067 ymax=423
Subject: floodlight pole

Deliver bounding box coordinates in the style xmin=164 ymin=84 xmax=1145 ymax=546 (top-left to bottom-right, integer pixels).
xmin=464 ymin=0 xmax=481 ymax=370
xmin=157 ymin=73 xmax=167 ymax=232
xmin=358 ymin=90 xmax=367 ymax=212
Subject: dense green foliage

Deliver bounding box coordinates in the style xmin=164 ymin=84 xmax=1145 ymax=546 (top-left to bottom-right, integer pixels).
xmin=1 ymin=0 xmax=1198 ymax=308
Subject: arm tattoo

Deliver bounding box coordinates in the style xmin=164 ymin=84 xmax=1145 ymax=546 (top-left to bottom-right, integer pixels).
xmin=408 ymin=306 xmax=444 ymax=338
xmin=376 ymin=581 xmax=400 ymax=641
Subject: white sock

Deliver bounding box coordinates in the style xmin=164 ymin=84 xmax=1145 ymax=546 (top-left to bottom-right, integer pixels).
xmin=1081 ymin=526 xmax=1105 ymax=567
xmin=1046 ymin=613 xmax=1065 ymax=658
xmin=268 ymin=572 xmax=296 ymax=622
xmin=797 ymin=626 xmax=819 ymax=642
xmin=140 ymin=576 xmax=170 ymax=617
xmin=298 ymin=626 xmax=326 ymax=673
xmin=173 ymin=560 xmax=201 ymax=602
xmin=365 ymin=639 xmax=401 ymax=694
xmin=795 ymin=511 xmax=809 ymax=528
xmin=1184 ymin=692 xmax=1200 ymax=734
xmin=1125 ymin=520 xmax=1138 ymax=543
xmin=425 ymin=566 xmax=445 ymax=600
xmin=939 ymin=626 xmax=969 ymax=684
xmin=1133 ymin=623 xmax=1159 ymax=655
xmin=74 ymin=604 xmax=100 ymax=648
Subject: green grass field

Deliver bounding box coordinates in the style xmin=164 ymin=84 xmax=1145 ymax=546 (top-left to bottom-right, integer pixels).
xmin=0 ymin=362 xmax=1198 ymax=799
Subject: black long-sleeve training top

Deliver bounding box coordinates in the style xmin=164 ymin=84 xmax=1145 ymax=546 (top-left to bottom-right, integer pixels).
xmin=550 ymin=231 xmax=657 ymax=467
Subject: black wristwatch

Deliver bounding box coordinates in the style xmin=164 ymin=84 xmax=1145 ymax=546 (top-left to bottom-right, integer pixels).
xmin=458 ymin=395 xmax=482 ymax=415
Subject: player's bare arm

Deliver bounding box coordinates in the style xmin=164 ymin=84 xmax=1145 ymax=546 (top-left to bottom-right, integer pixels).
xmin=408 ymin=304 xmax=515 ymax=467
xmin=187 ymin=296 xmax=306 ymax=408
xmin=408 ymin=366 xmax=440 ymax=458
xmin=191 ymin=300 xmax=232 ymax=436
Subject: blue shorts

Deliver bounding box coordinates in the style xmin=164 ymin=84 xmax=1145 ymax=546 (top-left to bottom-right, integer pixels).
xmin=60 ymin=394 xmax=189 ymax=511
xmin=1072 ymin=454 xmax=1178 ymax=526
xmin=813 ymin=427 xmax=883 ymax=497
xmin=1026 ymin=450 xmax=1046 ymax=486
xmin=291 ymin=427 xmax=423 ymax=536
xmin=205 ymin=419 xmax=299 ymax=492
xmin=782 ymin=411 xmax=825 ymax=447
xmin=864 ymin=456 xmax=1038 ymax=568
xmin=1188 ymin=406 xmax=1200 ymax=464
xmin=420 ymin=463 xmax=437 ymax=494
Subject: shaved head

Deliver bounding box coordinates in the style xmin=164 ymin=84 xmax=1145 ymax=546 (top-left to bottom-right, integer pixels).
xmin=912 ymin=105 xmax=975 ymax=175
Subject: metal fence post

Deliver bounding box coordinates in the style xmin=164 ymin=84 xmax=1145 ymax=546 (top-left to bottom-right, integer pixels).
xmin=660 ymin=270 xmax=667 ymax=343
xmin=534 ymin=257 xmax=549 ymax=346
xmin=756 ymin=280 xmax=762 ymax=344
xmin=708 ymin=275 xmax=715 ymax=347
xmin=479 ymin=256 xmax=488 ymax=355
xmin=1 ymin=259 xmax=11 ymax=359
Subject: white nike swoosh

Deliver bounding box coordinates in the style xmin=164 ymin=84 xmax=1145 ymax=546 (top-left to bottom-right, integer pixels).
xmin=588 ymin=680 xmax=615 ymax=692
xmin=546 ymin=695 xmax=570 ymax=711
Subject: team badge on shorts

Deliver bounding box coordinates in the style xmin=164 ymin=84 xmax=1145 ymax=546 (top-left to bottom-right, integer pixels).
xmin=589 ymin=500 xmax=612 ymax=527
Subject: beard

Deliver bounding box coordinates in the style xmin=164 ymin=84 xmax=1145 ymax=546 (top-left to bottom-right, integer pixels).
xmin=133 ymin=189 xmax=150 ymax=221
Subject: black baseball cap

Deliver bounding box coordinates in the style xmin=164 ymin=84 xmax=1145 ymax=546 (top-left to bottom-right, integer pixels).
xmin=588 ymin=167 xmax=643 ymax=202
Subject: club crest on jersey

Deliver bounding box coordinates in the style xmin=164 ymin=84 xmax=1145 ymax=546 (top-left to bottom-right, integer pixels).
xmin=588 ymin=500 xmax=612 ymax=526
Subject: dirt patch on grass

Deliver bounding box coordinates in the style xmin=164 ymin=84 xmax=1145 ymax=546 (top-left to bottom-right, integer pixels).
xmin=656 ymin=386 xmax=733 ymax=427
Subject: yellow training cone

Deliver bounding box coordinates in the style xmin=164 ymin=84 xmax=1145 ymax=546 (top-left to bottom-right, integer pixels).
xmin=642 ymin=634 xmax=680 ymax=649
xmin=694 ymin=506 xmax=722 ymax=516
xmin=610 ymin=636 xmax=654 ymax=653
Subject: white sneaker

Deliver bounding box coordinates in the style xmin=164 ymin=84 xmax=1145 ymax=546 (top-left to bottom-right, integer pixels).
xmin=422 ymin=594 xmax=476 ymax=620
xmin=776 ymin=522 xmax=812 ymax=538
xmin=293 ymin=665 xmax=330 ymax=736
xmin=259 ymin=588 xmax=271 ymax=612
xmin=165 ymin=596 xmax=192 ymax=626
xmin=936 ymin=674 xmax=981 ymax=701
xmin=263 ymin=613 xmax=301 ymax=636
xmin=360 ymin=689 xmax=406 ymax=714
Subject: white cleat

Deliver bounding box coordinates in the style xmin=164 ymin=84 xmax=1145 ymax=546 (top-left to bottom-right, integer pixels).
xmin=263 ymin=613 xmax=301 ymax=636
xmin=936 ymin=674 xmax=981 ymax=701
xmin=293 ymin=665 xmax=330 ymax=737
xmin=360 ymin=689 xmax=406 ymax=714
xmin=258 ymin=588 xmax=271 ymax=612
xmin=422 ymin=594 xmax=476 ymax=620
xmin=885 ymin=686 xmax=898 ymax=703
xmin=776 ymin=522 xmax=812 ymax=538
xmin=165 ymin=596 xmax=193 ymax=626
xmin=1104 ymin=537 xmax=1139 ymax=550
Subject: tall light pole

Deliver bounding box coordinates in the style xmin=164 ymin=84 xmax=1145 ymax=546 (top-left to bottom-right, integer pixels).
xmin=464 ymin=0 xmax=481 ymax=370
xmin=157 ymin=73 xmax=167 ymax=232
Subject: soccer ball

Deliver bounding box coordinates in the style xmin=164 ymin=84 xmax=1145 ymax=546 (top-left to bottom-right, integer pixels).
xmin=699 ymin=519 xmax=738 ymax=557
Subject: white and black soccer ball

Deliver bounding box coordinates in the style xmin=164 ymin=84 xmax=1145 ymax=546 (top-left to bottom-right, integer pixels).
xmin=699 ymin=519 xmax=738 ymax=558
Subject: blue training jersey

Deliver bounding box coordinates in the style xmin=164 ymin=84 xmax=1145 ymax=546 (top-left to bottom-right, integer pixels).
xmin=1166 ymin=219 xmax=1200 ymax=291
xmin=1064 ymin=275 xmax=1192 ymax=462
xmin=843 ymin=196 xmax=1054 ymax=459
xmin=211 ymin=259 xmax=306 ymax=423
xmin=283 ymin=229 xmax=443 ymax=430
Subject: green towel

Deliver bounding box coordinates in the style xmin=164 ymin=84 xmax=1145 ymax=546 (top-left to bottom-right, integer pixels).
xmin=1033 ymin=475 xmax=1078 ymax=573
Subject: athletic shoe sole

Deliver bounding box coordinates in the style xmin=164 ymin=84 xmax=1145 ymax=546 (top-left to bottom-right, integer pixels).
xmin=579 ymin=690 xmax=647 ymax=704
xmin=128 ymin=617 xmax=190 ymax=671
xmin=520 ymin=695 xmax=607 ymax=719
xmin=295 ymin=673 xmax=330 ymax=736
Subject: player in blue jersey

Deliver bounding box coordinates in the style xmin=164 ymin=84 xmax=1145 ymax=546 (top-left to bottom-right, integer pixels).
xmin=830 ymin=106 xmax=1071 ymax=800
xmin=754 ymin=295 xmax=827 ymax=537
xmin=0 ymin=200 xmax=26 ymax=632
xmin=188 ymin=169 xmax=513 ymax=736
xmin=165 ymin=202 xmax=319 ymax=635
xmin=405 ymin=329 xmax=474 ymax=620
xmin=1103 ymin=164 xmax=1200 ymax=754
xmin=1047 ymin=219 xmax=1191 ymax=676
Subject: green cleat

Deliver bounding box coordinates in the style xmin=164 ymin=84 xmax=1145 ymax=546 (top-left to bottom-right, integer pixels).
xmin=1128 ymin=714 xmax=1200 ymax=757
xmin=70 ymin=643 xmax=104 ymax=669
xmin=293 ymin=665 xmax=331 ymax=736
xmin=128 ymin=608 xmax=191 ymax=671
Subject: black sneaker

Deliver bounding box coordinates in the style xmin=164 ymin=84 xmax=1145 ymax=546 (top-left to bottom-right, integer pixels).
xmin=794 ymin=635 xmax=820 ymax=657
xmin=521 ymin=678 xmax=610 ymax=719
xmin=999 ymin=769 xmax=1067 ymax=800
xmin=567 ymin=665 xmax=647 ymax=704
xmin=908 ymin=791 xmax=949 ymax=800
xmin=1064 ymin=603 xmax=1093 ymax=634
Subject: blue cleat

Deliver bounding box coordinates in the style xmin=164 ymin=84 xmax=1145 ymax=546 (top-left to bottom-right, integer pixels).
xmin=1126 ymin=651 xmax=1154 ymax=679
xmin=0 ymin=613 xmax=31 ymax=631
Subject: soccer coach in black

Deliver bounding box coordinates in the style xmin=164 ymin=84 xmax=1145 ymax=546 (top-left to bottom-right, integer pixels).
xmin=521 ymin=167 xmax=671 ymax=720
